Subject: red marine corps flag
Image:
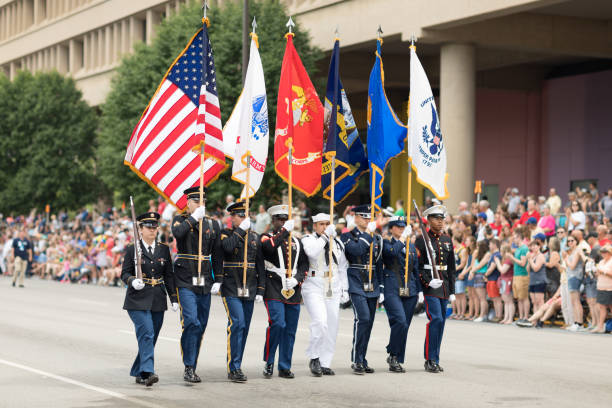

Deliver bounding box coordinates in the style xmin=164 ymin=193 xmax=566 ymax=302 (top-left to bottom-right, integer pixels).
xmin=274 ymin=19 xmax=323 ymax=197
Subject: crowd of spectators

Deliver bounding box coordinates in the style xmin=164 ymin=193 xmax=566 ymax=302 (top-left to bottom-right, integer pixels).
xmin=1 ymin=186 xmax=611 ymax=333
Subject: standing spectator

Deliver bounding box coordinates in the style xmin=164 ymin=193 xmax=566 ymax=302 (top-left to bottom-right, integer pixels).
xmin=589 ymin=182 xmax=599 ymax=203
xmin=591 ymin=244 xmax=612 ymax=333
xmin=565 ymin=192 xmax=577 ymax=211
xmin=479 ymin=200 xmax=494 ymax=224
xmin=476 ymin=213 xmax=488 ymax=242
xmin=507 ymin=188 xmax=521 ymax=215
xmin=509 ymin=229 xmax=530 ymax=324
xmin=394 ymin=199 xmax=405 ymax=216
xmin=489 ymin=212 xmax=508 ymax=238
xmin=457 ymin=201 xmax=470 ymax=216
xmin=526 ymin=240 xmax=547 ymax=318
xmin=546 ymin=188 xmax=562 ymax=215
xmin=469 ymin=240 xmax=491 ymax=322
xmin=11 ymin=229 xmax=32 ymax=288
xmin=596 ymin=225 xmax=610 ymax=247
xmin=544 ymin=237 xmax=562 ymax=298
xmin=537 ymin=196 xmax=547 ymax=213
xmin=254 ymin=204 xmax=271 ymax=235
xmin=566 ymin=201 xmax=586 ymax=232
xmin=556 ymin=227 xmax=568 ymax=254
xmin=298 ymin=201 xmax=311 ymax=233
xmin=519 ymin=199 xmax=540 ymax=226
xmin=494 ymin=243 xmax=515 ymax=324
xmin=599 ymin=189 xmax=612 ymax=221
xmin=562 ymin=233 xmax=587 ymax=332
xmin=451 ymin=234 xmax=468 ymax=320
xmin=537 ymin=205 xmax=556 ymax=240
xmin=460 ymin=235 xmax=478 ymax=320
xmin=485 ymin=238 xmax=503 ymax=322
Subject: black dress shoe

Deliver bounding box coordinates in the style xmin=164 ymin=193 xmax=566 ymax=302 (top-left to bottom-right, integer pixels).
xmin=135 ymin=376 xmax=146 ymax=385
xmin=364 ymin=364 xmax=375 ymax=374
xmin=18 ymin=284 xmax=24 ymax=288
xmin=278 ymin=369 xmax=294 ymax=379
xmin=424 ymin=360 xmax=440 ymax=373
xmin=237 ymin=368 xmax=247 ymax=381
xmin=387 ymin=354 xmax=405 ymax=373
xmin=228 ymin=370 xmax=247 ymax=383
xmin=145 ymin=373 xmax=159 ymax=387
xmin=309 ymin=358 xmax=323 ymax=377
xmin=12 ymin=282 xmax=15 ymax=287
xmin=351 ymin=363 xmax=365 ymax=375
xmin=321 ymin=367 xmax=335 ymax=376
xmin=435 ymin=363 xmax=444 ymax=372
xmin=262 ymin=363 xmax=273 ymax=378
xmin=184 ymin=366 xmax=201 ymax=383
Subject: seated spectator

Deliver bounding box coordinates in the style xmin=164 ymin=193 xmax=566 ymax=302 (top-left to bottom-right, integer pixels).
xmin=546 ymin=188 xmax=562 ymax=215
xmin=520 ymin=287 xmax=562 ymax=328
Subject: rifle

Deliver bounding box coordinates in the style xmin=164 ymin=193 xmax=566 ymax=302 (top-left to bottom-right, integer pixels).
xmin=412 ymin=200 xmax=439 ymax=280
xmin=129 ymin=196 xmax=143 ymax=280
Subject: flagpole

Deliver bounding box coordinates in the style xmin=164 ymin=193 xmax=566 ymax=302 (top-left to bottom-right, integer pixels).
xmin=241 ymin=152 xmax=251 ymax=296
xmin=287 ymin=137 xmax=294 ymax=282
xmin=327 ymin=154 xmax=335 ymax=298
xmin=367 ymin=170 xmax=375 ymax=291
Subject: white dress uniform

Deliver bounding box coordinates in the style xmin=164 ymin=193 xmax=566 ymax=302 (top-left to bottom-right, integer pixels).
xmin=301 ymin=215 xmax=349 ymax=371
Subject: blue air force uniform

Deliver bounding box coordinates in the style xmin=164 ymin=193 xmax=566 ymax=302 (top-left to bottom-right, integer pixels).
xmin=171 ymin=187 xmax=222 ymax=382
xmin=340 ymin=204 xmax=383 ymax=373
xmin=260 ymin=205 xmax=308 ymax=378
xmin=220 ymin=202 xmax=266 ymax=382
xmin=382 ymin=217 xmax=422 ymax=369
xmin=121 ymin=212 xmax=177 ymax=385
xmin=415 ymin=205 xmax=456 ymax=373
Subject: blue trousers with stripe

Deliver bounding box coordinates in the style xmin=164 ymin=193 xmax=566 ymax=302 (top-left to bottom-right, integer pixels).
xmin=177 ymin=288 xmax=211 ymax=369
xmin=222 ymin=296 xmax=254 ymax=372
xmin=127 ymin=310 xmax=164 ymax=377
xmin=350 ymin=294 xmax=377 ymax=364
xmin=384 ymin=293 xmax=418 ymax=363
xmin=423 ymin=296 xmax=448 ymax=364
xmin=263 ymin=300 xmax=300 ymax=371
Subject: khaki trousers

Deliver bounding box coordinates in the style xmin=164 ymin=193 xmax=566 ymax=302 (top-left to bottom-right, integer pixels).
xmin=12 ymin=257 xmax=27 ymax=286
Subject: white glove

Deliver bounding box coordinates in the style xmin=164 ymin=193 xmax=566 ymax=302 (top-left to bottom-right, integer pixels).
xmin=211 ymin=282 xmax=221 ymax=295
xmin=239 ymin=218 xmax=251 ymax=231
xmin=367 ymin=221 xmax=377 ymax=233
xmin=283 ymin=219 xmax=295 ymax=232
xmin=340 ymin=290 xmax=350 ymax=304
xmin=132 ymin=278 xmax=145 ymax=290
xmin=324 ymin=224 xmax=336 ymax=237
xmin=255 ymin=295 xmax=263 ymax=303
xmin=400 ymin=225 xmax=412 ymax=240
xmin=378 ymin=293 xmax=385 ymax=304
xmin=418 ymin=292 xmax=424 ymax=303
xmin=192 ymin=206 xmax=206 ymax=221
xmin=171 ymin=302 xmax=179 ymax=312
xmin=429 ymin=278 xmax=443 ymax=289
xmin=286 ymin=277 xmax=298 ymax=289
xmin=449 ymin=294 xmax=456 ymax=302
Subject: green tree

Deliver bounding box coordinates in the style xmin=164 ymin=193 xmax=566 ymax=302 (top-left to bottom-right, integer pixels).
xmin=97 ymin=0 xmax=322 ymax=212
xmin=0 ymin=71 xmax=98 ymax=214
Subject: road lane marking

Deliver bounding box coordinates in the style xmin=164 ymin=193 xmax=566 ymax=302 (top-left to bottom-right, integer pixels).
xmin=0 ymin=358 xmax=168 ymax=408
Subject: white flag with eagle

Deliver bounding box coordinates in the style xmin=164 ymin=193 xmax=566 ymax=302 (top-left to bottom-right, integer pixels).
xmin=223 ymin=35 xmax=269 ymax=199
xmin=408 ymin=45 xmax=449 ymax=200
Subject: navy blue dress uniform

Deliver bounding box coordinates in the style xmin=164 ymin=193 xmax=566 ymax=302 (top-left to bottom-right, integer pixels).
xmin=340 ymin=204 xmax=384 ymax=375
xmin=260 ymin=205 xmax=308 ymax=379
xmin=415 ymin=205 xmax=456 ymax=373
xmin=171 ymin=186 xmax=223 ymax=383
xmin=121 ymin=212 xmax=177 ymax=386
xmin=220 ymin=202 xmax=266 ymax=382
xmin=382 ymin=217 xmax=422 ymax=372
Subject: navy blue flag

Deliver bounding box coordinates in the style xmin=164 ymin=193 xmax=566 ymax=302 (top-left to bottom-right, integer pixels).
xmin=322 ymin=39 xmax=368 ymax=204
xmin=366 ymin=39 xmax=407 ymax=212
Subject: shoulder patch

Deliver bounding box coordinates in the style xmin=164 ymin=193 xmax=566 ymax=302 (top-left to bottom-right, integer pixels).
xmin=261 ymin=235 xmax=270 ymax=242
xmin=173 ymin=220 xmax=181 ymax=227
xmin=220 ymin=233 xmax=227 ymax=240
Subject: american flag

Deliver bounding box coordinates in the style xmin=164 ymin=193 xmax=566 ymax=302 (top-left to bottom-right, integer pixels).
xmin=124 ymin=25 xmax=226 ymax=210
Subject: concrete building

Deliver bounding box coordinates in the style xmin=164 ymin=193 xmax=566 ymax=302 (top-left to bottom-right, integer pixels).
xmin=1 ymin=0 xmax=611 ymax=211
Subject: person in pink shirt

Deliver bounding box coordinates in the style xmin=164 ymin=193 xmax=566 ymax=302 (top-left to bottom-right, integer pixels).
xmin=537 ymin=205 xmax=556 ymax=238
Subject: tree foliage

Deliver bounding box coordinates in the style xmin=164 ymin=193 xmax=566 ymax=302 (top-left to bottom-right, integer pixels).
xmin=0 ymin=71 xmax=98 ymax=214
xmin=98 ymin=0 xmax=322 ymax=211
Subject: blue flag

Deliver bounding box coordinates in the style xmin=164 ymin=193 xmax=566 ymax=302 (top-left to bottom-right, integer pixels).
xmin=366 ymin=39 xmax=407 ymax=211
xmin=322 ymin=40 xmax=368 ymax=204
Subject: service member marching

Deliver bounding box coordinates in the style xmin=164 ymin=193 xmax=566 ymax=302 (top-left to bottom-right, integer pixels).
xmin=260 ymin=204 xmax=308 ymax=379
xmin=381 ymin=217 xmax=422 ymax=373
xmin=415 ymin=204 xmax=456 ymax=373
xmin=171 ymin=187 xmax=223 ymax=383
xmin=301 ymin=213 xmax=349 ymax=376
xmin=341 ymin=204 xmax=384 ymax=375
xmin=219 ymin=202 xmax=266 ymax=382
xmin=121 ymin=211 xmax=178 ymax=387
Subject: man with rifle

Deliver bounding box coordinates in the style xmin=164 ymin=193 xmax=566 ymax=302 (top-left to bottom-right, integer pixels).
xmin=414 ymin=204 xmax=456 ymax=373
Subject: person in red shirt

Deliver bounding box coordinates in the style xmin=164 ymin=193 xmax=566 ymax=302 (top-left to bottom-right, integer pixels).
xmin=597 ymin=225 xmax=611 ymax=247
xmin=489 ymin=212 xmax=509 ymax=237
xmin=519 ymin=199 xmax=541 ymax=225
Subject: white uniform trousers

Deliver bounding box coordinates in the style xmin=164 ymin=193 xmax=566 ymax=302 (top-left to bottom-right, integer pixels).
xmin=302 ymin=276 xmax=341 ymax=368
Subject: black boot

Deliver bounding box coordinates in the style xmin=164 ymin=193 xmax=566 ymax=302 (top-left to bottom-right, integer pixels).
xmin=278 ymin=369 xmax=294 ymax=379
xmin=351 ymin=363 xmax=365 ymax=375
xmin=424 ymin=360 xmax=440 ymax=373
xmin=309 ymin=358 xmax=323 ymax=377
xmin=321 ymin=367 xmax=335 ymax=376
xmin=228 ymin=370 xmax=247 ymax=383
xmin=184 ymin=366 xmax=201 ymax=383
xmin=363 ymin=361 xmax=375 ymax=374
xmin=145 ymin=373 xmax=159 ymax=387
xmin=135 ymin=376 xmax=146 ymax=385
xmin=387 ymin=354 xmax=405 ymax=373
xmin=262 ymin=363 xmax=273 ymax=379
xmin=435 ymin=363 xmax=444 ymax=372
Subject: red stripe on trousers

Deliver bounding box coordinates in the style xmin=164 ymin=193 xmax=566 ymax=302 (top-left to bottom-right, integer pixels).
xmin=264 ymin=300 xmax=272 ymax=361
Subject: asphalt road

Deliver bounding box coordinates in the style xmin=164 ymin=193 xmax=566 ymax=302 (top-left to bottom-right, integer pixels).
xmin=1 ymin=277 xmax=610 ymax=408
